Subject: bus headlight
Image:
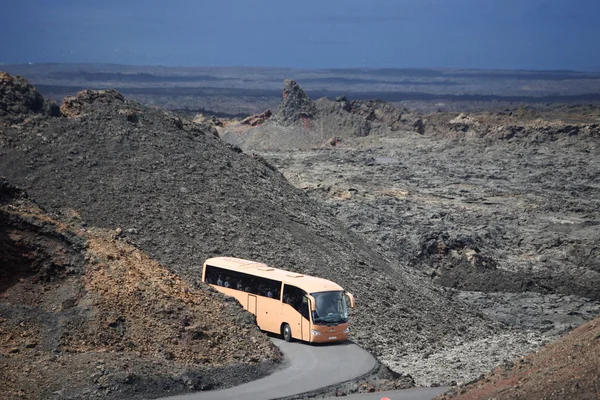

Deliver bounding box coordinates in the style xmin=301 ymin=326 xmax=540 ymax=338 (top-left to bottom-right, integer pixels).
xmin=343 ymin=327 xmax=350 ymax=334
xmin=311 ymin=330 xmax=322 ymax=336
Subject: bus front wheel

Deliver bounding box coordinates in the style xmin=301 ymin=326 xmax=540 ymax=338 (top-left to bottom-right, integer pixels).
xmin=282 ymin=323 xmax=292 ymax=342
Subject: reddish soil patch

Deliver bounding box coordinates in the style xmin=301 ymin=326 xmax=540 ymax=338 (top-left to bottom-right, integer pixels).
xmin=0 ymin=180 xmax=281 ymax=399
xmin=437 ymin=318 xmax=600 ymax=399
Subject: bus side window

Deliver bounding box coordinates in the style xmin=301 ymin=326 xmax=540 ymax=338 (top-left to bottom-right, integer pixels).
xmin=283 ymin=284 xmax=307 ymax=314
xmin=204 ymin=265 xmax=219 ymax=284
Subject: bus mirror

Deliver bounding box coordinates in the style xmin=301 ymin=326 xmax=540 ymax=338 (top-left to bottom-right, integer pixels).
xmin=305 ymin=294 xmax=316 ymax=311
xmin=345 ymin=292 xmax=355 ymax=308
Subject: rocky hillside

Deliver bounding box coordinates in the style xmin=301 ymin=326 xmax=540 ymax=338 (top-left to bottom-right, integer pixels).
xmin=220 ymin=79 xmax=424 ymax=150
xmin=255 ymin=84 xmax=599 ymax=396
xmin=0 ymin=178 xmax=281 ymax=399
xmin=425 ymin=110 xmax=599 ymax=142
xmin=0 ymin=72 xmax=543 ymax=386
xmin=251 ymin=81 xmax=600 ymax=309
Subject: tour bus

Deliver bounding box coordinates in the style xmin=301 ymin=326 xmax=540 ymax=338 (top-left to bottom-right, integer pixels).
xmin=202 ymin=257 xmax=355 ymax=343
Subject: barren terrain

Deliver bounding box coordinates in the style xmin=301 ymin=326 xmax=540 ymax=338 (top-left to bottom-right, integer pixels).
xmin=0 ymin=179 xmax=281 ymax=399
xmin=436 ymin=316 xmax=600 ymax=400
xmin=4 ymin=63 xmax=600 ymax=116
xmin=0 ymin=73 xmax=535 ymax=392
xmin=260 ymin=124 xmax=600 ymax=382
xmin=2 ymin=68 xmax=600 ymax=398
xmin=223 ymin=80 xmax=600 ymax=391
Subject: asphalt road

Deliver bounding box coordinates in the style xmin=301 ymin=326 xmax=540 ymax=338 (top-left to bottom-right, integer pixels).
xmin=162 ymin=338 xmax=376 ymax=400
xmin=161 ymin=338 xmax=447 ymax=400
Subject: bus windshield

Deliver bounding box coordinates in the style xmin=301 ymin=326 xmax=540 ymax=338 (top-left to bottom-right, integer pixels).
xmin=311 ymin=291 xmax=348 ymax=325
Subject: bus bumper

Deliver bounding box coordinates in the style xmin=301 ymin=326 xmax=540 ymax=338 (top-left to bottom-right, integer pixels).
xmin=309 ymin=328 xmax=350 ymax=343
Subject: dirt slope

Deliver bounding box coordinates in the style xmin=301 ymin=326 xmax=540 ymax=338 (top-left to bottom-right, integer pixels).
xmin=436 ymin=316 xmax=600 ymax=400
xmin=0 ymin=72 xmax=540 ymax=386
xmin=0 ymin=178 xmax=281 ymax=399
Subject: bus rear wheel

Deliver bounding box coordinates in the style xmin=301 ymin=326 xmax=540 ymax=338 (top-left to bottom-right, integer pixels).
xmin=282 ymin=323 xmax=292 ymax=342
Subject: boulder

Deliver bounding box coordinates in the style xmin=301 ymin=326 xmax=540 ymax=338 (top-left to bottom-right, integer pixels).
xmin=60 ymin=89 xmax=125 ymax=118
xmin=240 ymin=109 xmax=272 ymax=126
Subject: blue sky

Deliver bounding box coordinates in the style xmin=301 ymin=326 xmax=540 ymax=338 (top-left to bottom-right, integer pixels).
xmin=1 ymin=0 xmax=598 ymax=71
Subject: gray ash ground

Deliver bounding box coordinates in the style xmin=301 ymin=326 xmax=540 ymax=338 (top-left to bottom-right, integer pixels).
xmin=261 ymin=123 xmax=600 ymax=382
xmin=226 ymin=80 xmax=600 ymax=385
xmin=265 ymin=133 xmax=600 ymax=300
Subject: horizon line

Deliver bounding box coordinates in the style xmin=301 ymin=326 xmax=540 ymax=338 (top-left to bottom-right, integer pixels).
xmin=1 ymin=62 xmax=599 ymax=75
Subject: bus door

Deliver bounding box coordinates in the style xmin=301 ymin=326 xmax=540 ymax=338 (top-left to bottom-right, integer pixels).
xmin=247 ymin=294 xmax=257 ymax=315
xmin=283 ymin=284 xmax=311 ymax=341
xmin=300 ymin=295 xmax=311 ymax=341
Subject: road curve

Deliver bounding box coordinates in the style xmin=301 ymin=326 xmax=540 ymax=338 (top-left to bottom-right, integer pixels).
xmin=162 ymin=338 xmax=377 ymax=400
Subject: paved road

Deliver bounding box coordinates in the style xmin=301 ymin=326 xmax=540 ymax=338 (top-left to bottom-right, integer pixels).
xmin=162 ymin=338 xmax=376 ymax=400
xmin=161 ymin=338 xmax=447 ymax=400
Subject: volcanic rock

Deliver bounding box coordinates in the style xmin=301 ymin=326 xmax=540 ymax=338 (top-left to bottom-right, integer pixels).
xmin=222 ymin=81 xmax=427 ymax=150
xmin=0 ymin=72 xmax=60 ymax=122
xmin=192 ymin=113 xmax=223 ymax=127
xmin=436 ymin=317 xmax=600 ymax=400
xmin=60 ymin=89 xmax=126 ymax=118
xmin=240 ymin=109 xmax=272 ymax=126
xmin=432 ymin=112 xmax=600 ymax=141
xmin=272 ymin=79 xmax=316 ymax=126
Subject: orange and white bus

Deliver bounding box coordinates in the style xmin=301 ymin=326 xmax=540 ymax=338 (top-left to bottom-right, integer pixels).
xmin=202 ymin=257 xmax=355 ymax=343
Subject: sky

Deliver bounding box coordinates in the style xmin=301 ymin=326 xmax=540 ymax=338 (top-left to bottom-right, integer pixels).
xmin=1 ymin=0 xmax=598 ymax=71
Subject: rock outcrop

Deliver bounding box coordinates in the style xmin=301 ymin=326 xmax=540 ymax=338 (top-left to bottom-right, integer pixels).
xmin=0 ymin=72 xmax=60 ymax=122
xmin=272 ymin=80 xmax=316 ymax=126
xmin=433 ymin=112 xmax=600 ymax=141
xmin=60 ymin=89 xmax=126 ymax=118
xmin=221 ymin=80 xmax=426 ymax=150
xmin=240 ymin=109 xmax=272 ymax=126
xmin=350 ymin=99 xmax=425 ymax=134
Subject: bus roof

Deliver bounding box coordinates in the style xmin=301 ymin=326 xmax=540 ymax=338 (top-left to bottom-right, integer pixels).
xmin=204 ymin=257 xmax=344 ymax=293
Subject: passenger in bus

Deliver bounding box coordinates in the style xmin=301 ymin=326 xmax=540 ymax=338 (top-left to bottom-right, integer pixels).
xmin=216 ymin=275 xmax=223 ymax=286
xmin=285 ymin=295 xmax=299 ymax=309
xmin=267 ymin=289 xmax=273 ymax=298
xmin=293 ymin=297 xmax=302 ymax=311
xmin=224 ymin=277 xmax=231 ymax=288
xmin=236 ymin=281 xmax=244 ymax=291
xmin=325 ymin=303 xmax=338 ymax=315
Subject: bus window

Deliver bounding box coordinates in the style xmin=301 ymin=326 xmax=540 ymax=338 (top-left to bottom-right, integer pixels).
xmin=283 ymin=284 xmax=306 ymax=313
xmin=204 ymin=264 xmax=281 ymax=299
